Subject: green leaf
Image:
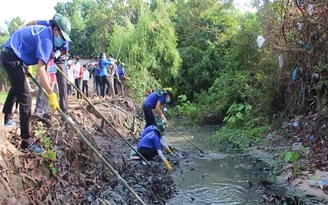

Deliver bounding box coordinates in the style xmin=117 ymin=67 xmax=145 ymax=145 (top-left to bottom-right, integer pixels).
xmin=285 ymin=152 xmax=299 ymax=163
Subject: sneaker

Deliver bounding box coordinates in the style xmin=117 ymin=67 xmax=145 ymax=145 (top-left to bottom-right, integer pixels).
xmin=4 ymin=120 xmax=16 ymax=128
xmin=27 ymin=142 xmax=45 ymax=155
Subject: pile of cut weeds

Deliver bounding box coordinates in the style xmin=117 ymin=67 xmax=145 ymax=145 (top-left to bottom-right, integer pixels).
xmin=2 ymin=95 xmax=179 ymax=205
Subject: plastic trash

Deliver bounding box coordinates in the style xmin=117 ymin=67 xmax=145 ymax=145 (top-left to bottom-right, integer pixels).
xmin=267 ymin=133 xmax=273 ymax=139
xmin=293 ymin=121 xmax=299 ymax=127
xmin=318 ymin=179 xmax=328 ymax=189
xmin=257 ymin=35 xmax=266 ymax=48
xmin=309 ymin=135 xmax=314 ymax=140
xmin=292 ymin=142 xmax=302 ymax=151
xmin=308 ymin=180 xmax=316 ymax=187
xmin=308 ymin=4 xmax=313 ymax=16
xmin=278 ymin=55 xmax=284 ymax=68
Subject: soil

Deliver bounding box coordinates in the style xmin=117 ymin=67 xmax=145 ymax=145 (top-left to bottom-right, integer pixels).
xmin=248 ymin=114 xmax=328 ymax=204
xmin=0 ymin=94 xmax=180 ymax=205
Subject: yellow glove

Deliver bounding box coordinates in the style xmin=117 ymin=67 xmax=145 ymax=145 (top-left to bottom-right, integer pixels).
xmin=166 ymin=147 xmax=172 ymax=154
xmin=48 ymin=93 xmax=59 ymax=110
xmin=25 ymin=66 xmax=32 ymax=77
xmin=164 ymin=160 xmax=172 ymax=171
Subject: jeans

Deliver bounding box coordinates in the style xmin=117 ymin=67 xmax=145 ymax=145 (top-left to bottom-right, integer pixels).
xmin=0 ymin=47 xmax=31 ymax=139
xmin=100 ymin=76 xmax=110 ymax=97
xmin=82 ymin=80 xmax=88 ymax=97
xmin=114 ymin=77 xmax=123 ymax=95
xmin=75 ymin=78 xmax=81 ymax=99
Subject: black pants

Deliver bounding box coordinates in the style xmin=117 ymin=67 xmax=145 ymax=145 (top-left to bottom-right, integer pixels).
xmin=100 ymin=76 xmax=110 ymax=97
xmin=67 ymin=84 xmax=72 ymax=95
xmin=114 ymin=78 xmax=123 ymax=95
xmin=54 ymin=59 xmax=68 ymax=113
xmin=142 ymin=104 xmax=156 ymax=128
xmin=82 ymin=80 xmax=88 ymax=97
xmin=137 ymin=147 xmax=157 ymax=160
xmin=74 ymin=78 xmax=81 ymax=99
xmin=3 ymin=90 xmax=17 ymax=123
xmin=0 ymin=48 xmax=31 ymax=140
xmin=95 ymin=75 xmax=102 ymax=95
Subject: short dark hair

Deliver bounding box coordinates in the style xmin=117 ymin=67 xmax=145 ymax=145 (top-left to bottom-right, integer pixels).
xmin=166 ymin=90 xmax=173 ymax=99
xmin=109 ymin=53 xmax=114 ymax=58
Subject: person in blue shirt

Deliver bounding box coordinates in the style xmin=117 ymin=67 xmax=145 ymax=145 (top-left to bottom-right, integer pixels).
xmin=143 ymin=89 xmax=173 ymax=128
xmin=137 ymin=121 xmax=173 ymax=171
xmin=114 ymin=62 xmax=130 ymax=95
xmin=27 ymin=14 xmax=72 ymax=123
xmin=0 ymin=13 xmax=71 ymax=154
xmin=98 ymin=52 xmax=114 ymax=98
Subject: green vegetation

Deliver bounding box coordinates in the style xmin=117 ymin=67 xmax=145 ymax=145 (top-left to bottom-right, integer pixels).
xmin=0 ymin=92 xmax=8 ymax=103
xmin=1 ymin=0 xmax=325 ymax=148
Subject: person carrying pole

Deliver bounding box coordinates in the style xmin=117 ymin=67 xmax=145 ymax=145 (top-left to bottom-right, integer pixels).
xmin=142 ymin=89 xmax=173 ymax=128
xmin=0 ymin=13 xmax=72 ymax=154
xmin=26 ymin=13 xmax=73 ymax=123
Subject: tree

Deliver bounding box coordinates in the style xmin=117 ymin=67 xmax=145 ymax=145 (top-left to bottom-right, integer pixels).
xmin=175 ymin=0 xmax=238 ymax=101
xmin=5 ymin=17 xmax=25 ymax=35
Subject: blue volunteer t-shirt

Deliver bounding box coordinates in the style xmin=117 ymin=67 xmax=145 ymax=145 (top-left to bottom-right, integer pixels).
xmin=3 ymin=25 xmax=54 ymax=65
xmin=137 ymin=126 xmax=161 ymax=150
xmin=94 ymin=67 xmax=100 ymax=76
xmin=143 ymin=92 xmax=165 ymax=109
xmin=37 ymin=20 xmax=69 ymax=51
xmin=100 ymin=58 xmax=112 ymax=77
xmin=115 ymin=66 xmax=126 ymax=79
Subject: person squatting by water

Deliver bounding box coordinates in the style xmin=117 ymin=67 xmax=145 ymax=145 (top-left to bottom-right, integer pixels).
xmin=0 ymin=13 xmax=72 ymax=154
xmin=137 ymin=121 xmax=173 ymax=171
xmin=29 ymin=13 xmax=72 ymax=123
xmin=142 ymin=89 xmax=173 ymax=128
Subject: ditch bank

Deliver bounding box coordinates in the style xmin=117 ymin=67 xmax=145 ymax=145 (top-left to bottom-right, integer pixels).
xmin=245 ymin=114 xmax=328 ymax=204
xmin=0 ymin=95 xmax=180 ymax=205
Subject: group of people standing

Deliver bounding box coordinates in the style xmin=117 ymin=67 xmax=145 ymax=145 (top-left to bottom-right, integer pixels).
xmin=91 ymin=52 xmax=130 ymax=98
xmin=0 ymin=11 xmax=175 ymax=172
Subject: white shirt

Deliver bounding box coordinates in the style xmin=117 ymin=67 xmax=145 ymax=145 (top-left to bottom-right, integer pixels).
xmin=67 ymin=68 xmax=75 ymax=83
xmin=73 ymin=62 xmax=81 ymax=79
xmin=83 ymin=70 xmax=90 ymax=81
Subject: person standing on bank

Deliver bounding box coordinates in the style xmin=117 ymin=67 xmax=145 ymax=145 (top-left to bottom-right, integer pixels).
xmin=81 ymin=65 xmax=90 ymax=97
xmin=0 ymin=14 xmax=72 ymax=154
xmin=27 ymin=13 xmax=72 ymax=122
xmin=99 ymin=52 xmax=114 ymax=98
xmin=142 ymin=89 xmax=173 ymax=128
xmin=73 ymin=56 xmax=82 ymax=99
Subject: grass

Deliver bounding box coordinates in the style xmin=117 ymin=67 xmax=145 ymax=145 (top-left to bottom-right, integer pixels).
xmin=0 ymin=92 xmax=8 ymax=103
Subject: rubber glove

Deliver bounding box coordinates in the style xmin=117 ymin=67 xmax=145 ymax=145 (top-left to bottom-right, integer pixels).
xmin=25 ymin=66 xmax=32 ymax=77
xmin=49 ymin=93 xmax=59 ymax=110
xmin=164 ymin=160 xmax=172 ymax=171
xmin=166 ymin=147 xmax=172 ymax=154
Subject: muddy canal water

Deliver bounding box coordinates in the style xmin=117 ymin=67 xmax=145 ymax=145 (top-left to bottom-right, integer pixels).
xmin=165 ymin=125 xmax=271 ymax=205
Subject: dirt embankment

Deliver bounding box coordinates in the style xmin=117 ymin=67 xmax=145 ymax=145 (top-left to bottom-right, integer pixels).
xmin=249 ymin=115 xmax=328 ymax=204
xmin=0 ymin=95 xmax=179 ymax=205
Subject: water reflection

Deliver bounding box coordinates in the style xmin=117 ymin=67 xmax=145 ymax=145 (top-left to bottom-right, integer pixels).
xmin=165 ymin=126 xmax=270 ymax=205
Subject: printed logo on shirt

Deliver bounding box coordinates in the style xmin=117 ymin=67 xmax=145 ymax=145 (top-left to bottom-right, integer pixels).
xmin=145 ymin=131 xmax=155 ymax=139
